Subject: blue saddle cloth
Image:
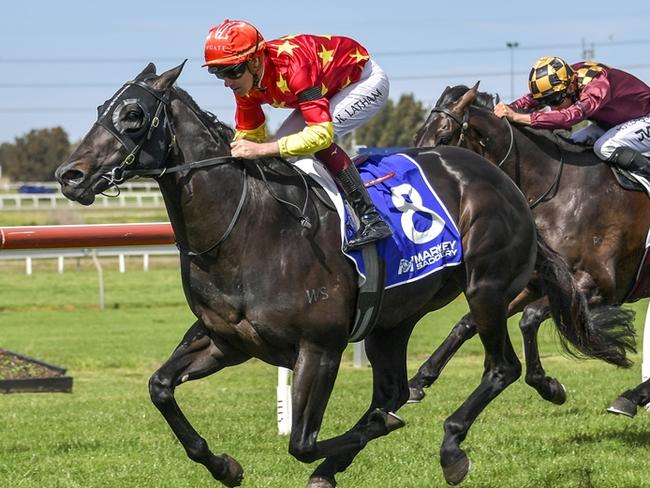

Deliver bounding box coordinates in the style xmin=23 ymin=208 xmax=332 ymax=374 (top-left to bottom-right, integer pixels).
xmin=345 ymin=153 xmax=463 ymax=289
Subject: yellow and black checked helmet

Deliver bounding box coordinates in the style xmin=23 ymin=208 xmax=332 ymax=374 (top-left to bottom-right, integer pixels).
xmin=528 ymin=56 xmax=575 ymax=100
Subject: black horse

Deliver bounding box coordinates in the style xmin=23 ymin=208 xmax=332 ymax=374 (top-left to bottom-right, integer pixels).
xmin=411 ymin=82 xmax=642 ymax=413
xmin=55 ymin=64 xmax=630 ymax=486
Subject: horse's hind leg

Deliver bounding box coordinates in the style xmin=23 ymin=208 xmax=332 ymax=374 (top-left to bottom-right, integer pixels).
xmin=407 ymin=312 xmax=477 ymax=402
xmin=440 ymin=291 xmax=521 ymax=485
xmin=519 ymin=299 xmax=567 ymax=404
xmin=608 ymin=378 xmax=650 ymax=417
xmin=307 ymin=321 xmax=415 ymax=488
xmin=148 ymin=320 xmax=250 ymax=487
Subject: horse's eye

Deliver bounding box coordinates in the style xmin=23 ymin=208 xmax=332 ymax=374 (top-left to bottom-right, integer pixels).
xmin=125 ymin=110 xmax=141 ymax=121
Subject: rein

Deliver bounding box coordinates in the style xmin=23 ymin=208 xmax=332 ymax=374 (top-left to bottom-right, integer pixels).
xmin=496 ymin=117 xmax=564 ymax=209
xmin=528 ymin=136 xmax=564 ymax=209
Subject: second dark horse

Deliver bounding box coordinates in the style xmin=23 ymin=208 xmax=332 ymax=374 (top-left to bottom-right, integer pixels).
xmin=411 ymin=82 xmax=640 ymax=413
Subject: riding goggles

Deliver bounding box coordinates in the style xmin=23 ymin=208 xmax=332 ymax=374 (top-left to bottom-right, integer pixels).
xmin=208 ymin=62 xmax=248 ymax=80
xmin=536 ymin=90 xmax=568 ymax=108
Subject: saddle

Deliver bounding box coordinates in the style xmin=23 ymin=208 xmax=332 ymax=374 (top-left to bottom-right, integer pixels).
xmin=551 ymin=132 xmax=645 ymax=192
xmin=609 ymin=166 xmax=646 ymax=192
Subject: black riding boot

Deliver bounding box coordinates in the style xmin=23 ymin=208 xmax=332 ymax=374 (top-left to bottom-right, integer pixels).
xmin=335 ymin=164 xmax=392 ymax=250
xmin=607 ymin=147 xmax=650 ymax=177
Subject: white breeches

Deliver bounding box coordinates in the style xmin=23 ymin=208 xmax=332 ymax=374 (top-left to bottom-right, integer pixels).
xmin=274 ymin=59 xmax=390 ymax=140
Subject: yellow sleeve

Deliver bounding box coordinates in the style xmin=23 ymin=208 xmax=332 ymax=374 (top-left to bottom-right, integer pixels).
xmin=233 ymin=122 xmax=269 ymax=143
xmin=277 ymin=121 xmax=334 ymax=157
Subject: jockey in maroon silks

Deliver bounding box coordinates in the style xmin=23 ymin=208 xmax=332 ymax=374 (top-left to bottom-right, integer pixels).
xmin=202 ymin=19 xmax=392 ymax=250
xmin=494 ymin=55 xmax=650 ymax=177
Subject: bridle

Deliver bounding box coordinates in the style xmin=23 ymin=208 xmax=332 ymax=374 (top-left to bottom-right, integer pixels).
xmin=95 ymin=78 xmax=241 ymax=188
xmin=95 ymin=78 xmax=175 ymax=188
xmin=427 ymin=105 xmax=562 ymax=208
xmin=427 ymin=106 xmax=514 ymax=167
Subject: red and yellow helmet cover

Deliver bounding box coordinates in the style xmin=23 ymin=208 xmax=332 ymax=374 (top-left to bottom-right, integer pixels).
xmin=203 ymin=19 xmax=265 ymax=67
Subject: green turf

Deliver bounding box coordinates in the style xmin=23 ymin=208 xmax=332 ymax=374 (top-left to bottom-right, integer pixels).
xmin=1 ymin=263 xmax=649 ymax=487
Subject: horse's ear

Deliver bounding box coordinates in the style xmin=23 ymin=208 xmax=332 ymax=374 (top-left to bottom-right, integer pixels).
xmin=453 ymin=81 xmax=479 ymax=112
xmin=135 ymin=63 xmax=157 ymax=81
xmin=151 ymin=60 xmax=187 ymax=92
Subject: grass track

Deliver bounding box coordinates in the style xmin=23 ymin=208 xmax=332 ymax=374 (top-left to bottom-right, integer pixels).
xmin=1 ymin=262 xmax=649 ymax=487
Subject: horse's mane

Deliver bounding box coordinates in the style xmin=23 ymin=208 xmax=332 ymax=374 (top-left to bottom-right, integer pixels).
xmin=173 ymin=85 xmax=300 ymax=176
xmin=173 ymin=86 xmax=235 ymax=144
xmin=435 ymin=85 xmax=500 ymax=110
xmin=439 ymin=85 xmax=592 ymax=154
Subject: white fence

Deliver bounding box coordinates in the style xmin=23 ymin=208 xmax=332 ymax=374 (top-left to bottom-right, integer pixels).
xmin=0 ymin=191 xmax=164 ymax=209
xmin=0 ymin=181 xmax=159 ymax=192
xmin=0 ymin=244 xmax=178 ymax=275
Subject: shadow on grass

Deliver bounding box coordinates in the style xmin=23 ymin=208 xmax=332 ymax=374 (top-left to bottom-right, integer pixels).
xmin=570 ymin=425 xmax=650 ymax=447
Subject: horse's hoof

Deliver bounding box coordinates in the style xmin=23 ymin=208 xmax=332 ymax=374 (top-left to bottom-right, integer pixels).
xmin=369 ymin=408 xmax=406 ymax=433
xmin=306 ymin=475 xmax=336 ymax=488
xmin=549 ymin=380 xmax=567 ymax=405
xmin=407 ymin=386 xmax=426 ymax=404
xmin=217 ymin=453 xmax=244 ymax=487
xmin=607 ymin=396 xmax=637 ymax=418
xmin=442 ymin=453 xmax=471 ymax=486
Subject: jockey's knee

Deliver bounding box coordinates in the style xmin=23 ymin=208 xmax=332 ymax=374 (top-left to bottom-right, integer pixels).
xmin=593 ymin=137 xmax=617 ymax=160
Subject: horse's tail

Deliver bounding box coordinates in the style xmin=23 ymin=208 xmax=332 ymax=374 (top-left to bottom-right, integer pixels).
xmin=535 ymin=236 xmax=636 ymax=368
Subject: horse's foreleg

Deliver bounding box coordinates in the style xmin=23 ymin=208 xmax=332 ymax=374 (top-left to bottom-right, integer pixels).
xmin=407 ymin=313 xmax=476 ymax=402
xmin=519 ymin=299 xmax=567 ymax=404
xmin=148 ymin=320 xmax=249 ymax=487
xmin=307 ymin=322 xmax=415 ymax=487
xmin=608 ymin=378 xmax=650 ymax=417
xmin=289 ymin=336 xmax=407 ymax=469
xmin=440 ymin=292 xmax=521 ymax=486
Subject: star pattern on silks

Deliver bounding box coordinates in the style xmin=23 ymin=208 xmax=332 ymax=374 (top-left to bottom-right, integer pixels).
xmin=321 ymin=83 xmax=328 ymax=97
xmin=277 ymin=40 xmax=298 ymax=56
xmin=319 ymin=35 xmax=333 ymax=40
xmin=280 ymin=34 xmax=298 ymax=40
xmin=349 ymin=48 xmax=369 ymax=63
xmin=276 ymin=73 xmax=290 ymax=93
xmin=272 ymin=98 xmax=287 ymax=108
xmin=341 ymin=76 xmax=352 ymax=89
xmin=318 ymin=44 xmax=335 ymax=66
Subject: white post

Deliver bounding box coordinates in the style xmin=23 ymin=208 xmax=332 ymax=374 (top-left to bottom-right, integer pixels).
xmin=642 ymin=301 xmax=650 ymax=382
xmin=57 ymin=256 xmax=64 ymax=273
xmin=143 ymin=253 xmax=150 ymax=272
xmin=119 ymin=254 xmax=126 ymax=273
xmin=25 ymin=257 xmax=32 ymax=275
xmin=276 ymin=367 xmax=292 ymax=435
xmin=91 ymin=250 xmax=105 ymax=310
xmin=353 ymin=341 xmax=367 ymax=368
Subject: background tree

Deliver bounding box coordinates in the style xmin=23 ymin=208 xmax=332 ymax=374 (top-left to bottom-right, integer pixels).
xmin=0 ymin=127 xmax=71 ymax=181
xmin=345 ymin=93 xmax=427 ymax=149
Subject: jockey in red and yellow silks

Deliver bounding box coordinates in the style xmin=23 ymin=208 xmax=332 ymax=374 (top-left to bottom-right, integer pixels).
xmin=203 ymin=19 xmax=392 ymax=250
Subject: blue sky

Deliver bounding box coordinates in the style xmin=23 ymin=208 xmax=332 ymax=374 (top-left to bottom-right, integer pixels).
xmin=2 ymin=0 xmax=650 ymax=144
